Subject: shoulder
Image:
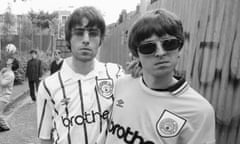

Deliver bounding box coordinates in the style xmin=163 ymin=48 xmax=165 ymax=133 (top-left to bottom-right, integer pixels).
xmin=97 ymin=61 xmax=125 ymax=78
xmin=44 ymin=72 xmax=59 ymax=84
xmin=184 ymin=87 xmax=215 ymax=116
xmin=41 ymin=72 xmax=60 ymax=90
xmin=117 ymin=74 xmax=134 ymax=81
xmin=115 ymin=75 xmax=137 ymax=86
xmin=103 ymin=62 xmax=123 ymax=71
xmin=50 ymin=60 xmax=56 ymax=65
xmin=3 ymin=70 xmax=15 ymax=78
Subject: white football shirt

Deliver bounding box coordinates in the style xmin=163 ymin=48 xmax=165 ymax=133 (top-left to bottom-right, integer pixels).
xmin=104 ymin=75 xmax=215 ymax=144
xmin=37 ymin=58 xmax=124 ymax=144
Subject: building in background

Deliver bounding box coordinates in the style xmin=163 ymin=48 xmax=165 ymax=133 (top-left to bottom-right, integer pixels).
xmin=55 ymin=10 xmax=71 ymax=39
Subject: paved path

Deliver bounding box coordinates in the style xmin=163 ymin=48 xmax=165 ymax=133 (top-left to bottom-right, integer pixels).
xmin=0 ymin=98 xmax=40 ymax=144
xmin=0 ymin=81 xmax=40 ymax=144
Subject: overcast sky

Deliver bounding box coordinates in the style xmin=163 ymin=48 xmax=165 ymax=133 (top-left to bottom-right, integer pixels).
xmin=0 ymin=0 xmax=141 ymax=24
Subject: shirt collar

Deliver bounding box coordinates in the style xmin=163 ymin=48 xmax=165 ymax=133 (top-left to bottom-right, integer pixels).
xmin=60 ymin=58 xmax=105 ymax=83
xmin=140 ymin=76 xmax=189 ymax=97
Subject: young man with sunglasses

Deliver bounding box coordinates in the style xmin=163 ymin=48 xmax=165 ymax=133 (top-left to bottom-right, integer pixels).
xmin=37 ymin=6 xmax=124 ymax=144
xmin=98 ymin=9 xmax=215 ymax=144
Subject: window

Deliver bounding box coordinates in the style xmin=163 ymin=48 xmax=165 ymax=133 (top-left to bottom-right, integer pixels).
xmin=62 ymin=16 xmax=67 ymax=23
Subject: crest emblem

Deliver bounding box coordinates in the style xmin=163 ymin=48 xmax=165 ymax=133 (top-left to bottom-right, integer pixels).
xmin=156 ymin=109 xmax=186 ymax=138
xmin=96 ymin=78 xmax=114 ymax=98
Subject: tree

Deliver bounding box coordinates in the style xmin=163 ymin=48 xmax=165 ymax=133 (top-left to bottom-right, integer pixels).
xmin=1 ymin=5 xmax=16 ymax=42
xmin=19 ymin=15 xmax=33 ymax=52
xmin=28 ymin=10 xmax=58 ymax=50
xmin=28 ymin=10 xmax=58 ymax=31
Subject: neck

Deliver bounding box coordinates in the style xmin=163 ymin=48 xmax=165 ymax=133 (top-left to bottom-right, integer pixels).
xmin=142 ymin=71 xmax=177 ymax=89
xmin=56 ymin=58 xmax=62 ymax=62
xmin=67 ymin=57 xmax=95 ymax=75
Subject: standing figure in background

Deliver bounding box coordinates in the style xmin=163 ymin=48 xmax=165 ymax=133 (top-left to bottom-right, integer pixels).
xmin=0 ymin=58 xmax=19 ymax=132
xmin=50 ymin=49 xmax=63 ymax=75
xmin=26 ymin=49 xmax=42 ymax=102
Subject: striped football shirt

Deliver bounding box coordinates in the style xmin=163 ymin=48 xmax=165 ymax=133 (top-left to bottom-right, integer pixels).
xmin=37 ymin=58 xmax=124 ymax=144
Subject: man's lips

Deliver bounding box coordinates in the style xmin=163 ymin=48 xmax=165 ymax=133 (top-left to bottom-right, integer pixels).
xmin=79 ymin=48 xmax=92 ymax=51
xmin=154 ymin=61 xmax=169 ymax=65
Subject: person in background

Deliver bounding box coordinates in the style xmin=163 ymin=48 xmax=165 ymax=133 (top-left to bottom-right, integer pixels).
xmin=37 ymin=6 xmax=124 ymax=144
xmin=0 ymin=57 xmax=19 ymax=132
xmin=98 ymin=8 xmax=215 ymax=144
xmin=26 ymin=49 xmax=42 ymax=102
xmin=50 ymin=49 xmax=63 ymax=75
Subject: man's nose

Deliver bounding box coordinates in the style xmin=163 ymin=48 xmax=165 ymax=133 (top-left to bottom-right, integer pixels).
xmin=154 ymin=42 xmax=166 ymax=56
xmin=82 ymin=31 xmax=90 ymax=45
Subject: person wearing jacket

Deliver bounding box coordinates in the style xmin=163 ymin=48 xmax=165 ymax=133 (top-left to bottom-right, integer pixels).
xmin=26 ymin=49 xmax=42 ymax=102
xmin=50 ymin=49 xmax=63 ymax=75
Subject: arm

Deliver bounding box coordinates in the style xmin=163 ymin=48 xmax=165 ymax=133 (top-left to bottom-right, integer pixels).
xmin=37 ymin=80 xmax=54 ymax=142
xmin=25 ymin=61 xmax=29 ymax=78
xmin=184 ymin=105 xmax=216 ymax=144
xmin=0 ymin=70 xmax=14 ymax=86
xmin=95 ymin=122 xmax=108 ymax=144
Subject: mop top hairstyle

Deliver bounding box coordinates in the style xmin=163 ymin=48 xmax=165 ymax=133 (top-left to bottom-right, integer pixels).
xmin=65 ymin=6 xmax=106 ymax=50
xmin=128 ymin=8 xmax=184 ymax=57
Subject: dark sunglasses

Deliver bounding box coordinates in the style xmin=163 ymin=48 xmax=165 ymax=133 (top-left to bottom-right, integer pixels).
xmin=138 ymin=38 xmax=182 ymax=55
xmin=72 ymin=28 xmax=100 ymax=38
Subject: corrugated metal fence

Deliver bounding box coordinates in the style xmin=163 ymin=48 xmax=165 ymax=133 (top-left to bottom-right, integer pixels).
xmin=99 ymin=0 xmax=240 ymax=143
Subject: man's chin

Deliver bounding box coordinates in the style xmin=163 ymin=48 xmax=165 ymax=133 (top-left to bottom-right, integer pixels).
xmin=77 ymin=56 xmax=94 ymax=62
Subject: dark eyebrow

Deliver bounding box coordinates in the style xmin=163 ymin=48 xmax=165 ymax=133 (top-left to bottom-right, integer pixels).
xmin=72 ymin=27 xmax=85 ymax=31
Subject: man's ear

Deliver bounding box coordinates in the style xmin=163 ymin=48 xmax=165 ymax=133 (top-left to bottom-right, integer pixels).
xmin=99 ymin=37 xmax=104 ymax=46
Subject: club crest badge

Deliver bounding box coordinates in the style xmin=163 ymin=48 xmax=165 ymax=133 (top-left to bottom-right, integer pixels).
xmin=156 ymin=109 xmax=186 ymax=138
xmin=96 ymin=78 xmax=114 ymax=98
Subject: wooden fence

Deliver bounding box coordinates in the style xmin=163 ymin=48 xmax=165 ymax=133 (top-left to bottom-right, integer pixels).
xmin=99 ymin=0 xmax=240 ymax=143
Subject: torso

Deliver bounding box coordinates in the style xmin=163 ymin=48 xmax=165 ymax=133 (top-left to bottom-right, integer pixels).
xmin=105 ymin=76 xmax=215 ymax=144
xmin=42 ymin=59 xmax=123 ymax=144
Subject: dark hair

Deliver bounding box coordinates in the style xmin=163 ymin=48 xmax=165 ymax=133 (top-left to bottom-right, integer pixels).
xmin=65 ymin=6 xmax=106 ymax=50
xmin=128 ymin=9 xmax=184 ymax=57
xmin=30 ymin=49 xmax=37 ymax=54
xmin=11 ymin=58 xmax=19 ymax=71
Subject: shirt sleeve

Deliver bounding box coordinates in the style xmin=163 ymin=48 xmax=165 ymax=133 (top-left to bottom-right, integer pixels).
xmin=95 ymin=121 xmax=108 ymax=144
xmin=37 ymin=80 xmax=54 ymax=140
xmin=105 ymin=63 xmax=125 ymax=79
xmin=183 ymin=105 xmax=216 ymax=144
xmin=0 ymin=71 xmax=14 ymax=86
